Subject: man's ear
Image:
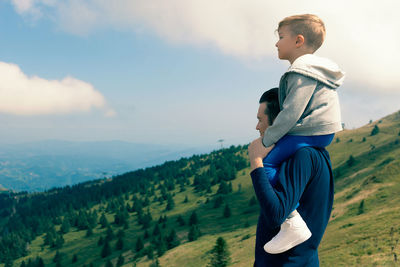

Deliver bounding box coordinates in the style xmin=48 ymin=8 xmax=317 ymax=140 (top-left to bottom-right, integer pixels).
xmin=295 ymin=34 xmax=305 ymax=47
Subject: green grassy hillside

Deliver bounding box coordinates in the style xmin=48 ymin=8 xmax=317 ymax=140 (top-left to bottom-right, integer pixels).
xmin=320 ymin=111 xmax=400 ymax=266
xmin=2 ymin=111 xmax=400 ymax=267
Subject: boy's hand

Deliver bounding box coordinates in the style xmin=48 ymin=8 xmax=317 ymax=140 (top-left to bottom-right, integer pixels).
xmin=248 ymin=137 xmax=275 ymax=171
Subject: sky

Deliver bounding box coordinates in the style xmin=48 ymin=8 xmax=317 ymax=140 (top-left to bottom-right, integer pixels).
xmin=0 ymin=0 xmax=399 ymax=147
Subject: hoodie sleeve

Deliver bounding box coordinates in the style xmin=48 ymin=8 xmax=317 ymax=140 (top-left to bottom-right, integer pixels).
xmin=262 ymin=73 xmax=317 ymax=147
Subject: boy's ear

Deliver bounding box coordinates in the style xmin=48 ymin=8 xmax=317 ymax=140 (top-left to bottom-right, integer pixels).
xmin=295 ymin=34 xmax=305 ymax=47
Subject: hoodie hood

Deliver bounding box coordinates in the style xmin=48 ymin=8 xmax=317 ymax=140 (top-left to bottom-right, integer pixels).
xmin=288 ymin=54 xmax=345 ymax=88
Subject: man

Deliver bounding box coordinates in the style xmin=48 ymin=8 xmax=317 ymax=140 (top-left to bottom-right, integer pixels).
xmin=248 ymin=88 xmax=334 ymax=266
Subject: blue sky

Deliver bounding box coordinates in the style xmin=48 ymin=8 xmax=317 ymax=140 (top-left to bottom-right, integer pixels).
xmin=1 ymin=0 xmax=399 ymax=147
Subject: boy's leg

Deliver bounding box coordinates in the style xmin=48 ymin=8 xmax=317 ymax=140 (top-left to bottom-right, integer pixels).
xmin=263 ymin=134 xmax=334 ymax=185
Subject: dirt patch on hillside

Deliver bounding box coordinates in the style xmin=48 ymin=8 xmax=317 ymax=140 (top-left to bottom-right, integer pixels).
xmin=331 ymin=182 xmax=394 ymax=220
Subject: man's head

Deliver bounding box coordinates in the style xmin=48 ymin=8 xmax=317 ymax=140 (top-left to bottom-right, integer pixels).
xmin=275 ymin=14 xmax=325 ymax=62
xmin=256 ymin=88 xmax=280 ymax=137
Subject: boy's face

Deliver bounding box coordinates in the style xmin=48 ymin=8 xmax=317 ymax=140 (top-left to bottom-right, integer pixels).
xmin=275 ymin=25 xmax=298 ymax=61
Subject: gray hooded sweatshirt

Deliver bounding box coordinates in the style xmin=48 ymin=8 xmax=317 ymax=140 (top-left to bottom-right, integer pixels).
xmin=262 ymin=54 xmax=345 ymax=147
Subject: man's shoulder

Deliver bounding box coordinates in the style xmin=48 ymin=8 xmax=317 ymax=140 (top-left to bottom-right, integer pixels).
xmin=293 ymin=146 xmax=330 ymax=163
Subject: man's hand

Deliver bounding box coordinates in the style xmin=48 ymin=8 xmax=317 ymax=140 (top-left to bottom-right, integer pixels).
xmin=248 ymin=137 xmax=274 ymax=171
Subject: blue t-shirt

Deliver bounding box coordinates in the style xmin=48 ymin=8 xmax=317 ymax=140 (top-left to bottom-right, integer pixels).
xmin=251 ymin=147 xmax=334 ymax=266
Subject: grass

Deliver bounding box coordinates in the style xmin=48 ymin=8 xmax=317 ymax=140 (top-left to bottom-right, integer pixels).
xmin=4 ymin=110 xmax=400 ymax=266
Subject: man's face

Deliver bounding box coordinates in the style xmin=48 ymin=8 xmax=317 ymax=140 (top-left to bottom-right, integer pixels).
xmin=256 ymin=102 xmax=270 ymax=137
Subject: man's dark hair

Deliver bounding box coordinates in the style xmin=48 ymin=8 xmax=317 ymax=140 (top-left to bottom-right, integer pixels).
xmin=259 ymin=88 xmax=280 ymax=125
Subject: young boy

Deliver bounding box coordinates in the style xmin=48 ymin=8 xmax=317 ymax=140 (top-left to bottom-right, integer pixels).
xmin=261 ymin=14 xmax=345 ymax=254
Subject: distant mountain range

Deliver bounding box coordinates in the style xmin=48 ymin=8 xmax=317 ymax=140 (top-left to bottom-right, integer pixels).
xmin=0 ymin=140 xmax=215 ymax=192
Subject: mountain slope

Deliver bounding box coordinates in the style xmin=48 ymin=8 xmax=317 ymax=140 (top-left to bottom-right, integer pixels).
xmin=1 ymin=110 xmax=399 ymax=267
xmin=320 ymin=110 xmax=400 ymax=266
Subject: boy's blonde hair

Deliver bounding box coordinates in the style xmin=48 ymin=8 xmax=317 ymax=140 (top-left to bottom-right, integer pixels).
xmin=278 ymin=14 xmax=326 ymax=52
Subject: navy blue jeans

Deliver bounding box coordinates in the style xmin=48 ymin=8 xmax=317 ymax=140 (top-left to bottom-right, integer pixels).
xmin=263 ymin=134 xmax=334 ymax=186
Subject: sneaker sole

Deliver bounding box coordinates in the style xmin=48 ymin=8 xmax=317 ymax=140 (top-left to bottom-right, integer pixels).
xmin=264 ymin=231 xmax=312 ymax=254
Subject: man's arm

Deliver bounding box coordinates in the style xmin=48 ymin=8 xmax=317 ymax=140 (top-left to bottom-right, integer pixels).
xmin=262 ymin=73 xmax=317 ymax=147
xmin=250 ymin=148 xmax=315 ymax=228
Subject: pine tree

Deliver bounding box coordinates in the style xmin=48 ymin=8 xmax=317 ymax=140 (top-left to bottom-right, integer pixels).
xmin=217 ymin=181 xmax=231 ymax=194
xmin=44 ymin=230 xmax=55 ymax=246
xmin=54 ymin=233 xmax=65 ymax=249
xmin=144 ymin=230 xmax=150 ymax=239
xmin=166 ymin=229 xmax=180 ymax=249
xmin=116 ymin=237 xmax=124 ymax=250
xmin=116 ymin=254 xmax=125 ymax=267
xmin=89 ymin=210 xmax=98 ymax=228
xmin=98 ymin=236 xmax=104 ymax=246
xmin=188 ymin=225 xmax=201 ymax=241
xmin=106 ymin=225 xmax=115 ymax=241
xmin=157 ymin=237 xmax=168 ymax=257
xmin=123 ymin=220 xmax=129 ymax=229
xmin=371 ymin=125 xmax=380 ymax=136
xmin=146 ymin=245 xmax=155 ymax=260
xmin=86 ymin=226 xmax=93 ymax=237
xmin=249 ymin=196 xmax=257 ymax=206
xmin=60 ymin=217 xmax=71 ymax=234
xmin=117 ymin=229 xmax=125 ymax=239
xmin=189 ymin=211 xmax=198 ymax=226
xmin=135 ymin=236 xmax=144 ymax=252
xmin=358 ymin=200 xmax=365 ymax=215
xmin=53 ymin=250 xmax=62 ymax=263
xmin=101 ymin=240 xmax=112 ymax=258
xmin=37 ymin=257 xmax=45 ymax=267
xmin=213 ymin=196 xmax=224 ymax=208
xmin=140 ymin=209 xmax=152 ymax=229
xmin=207 ymin=237 xmax=230 ymax=267
xmin=347 ymin=155 xmax=356 ymax=167
xmin=153 ymin=224 xmax=161 ymax=236
xmin=166 ymin=195 xmax=175 ymax=211
xmin=100 ymin=213 xmax=109 ymax=228
xmin=179 ymin=181 xmax=186 ymax=192
xmin=223 ymin=204 xmax=231 ymax=218
xmin=149 ymin=257 xmax=161 ymax=267
xmin=176 ymin=215 xmax=185 ymax=226
xmin=4 ymin=258 xmax=13 ymax=267
xmin=72 ymin=253 xmax=78 ymax=263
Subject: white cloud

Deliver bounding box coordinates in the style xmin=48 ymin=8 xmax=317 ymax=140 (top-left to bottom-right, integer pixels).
xmin=11 ymin=0 xmax=55 ymax=19
xmin=11 ymin=0 xmax=35 ymax=13
xmin=0 ymin=62 xmax=115 ymax=116
xmin=10 ymin=0 xmax=400 ymax=92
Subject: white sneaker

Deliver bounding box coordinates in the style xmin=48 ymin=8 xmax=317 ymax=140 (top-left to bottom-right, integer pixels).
xmin=264 ymin=210 xmax=312 ymax=254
